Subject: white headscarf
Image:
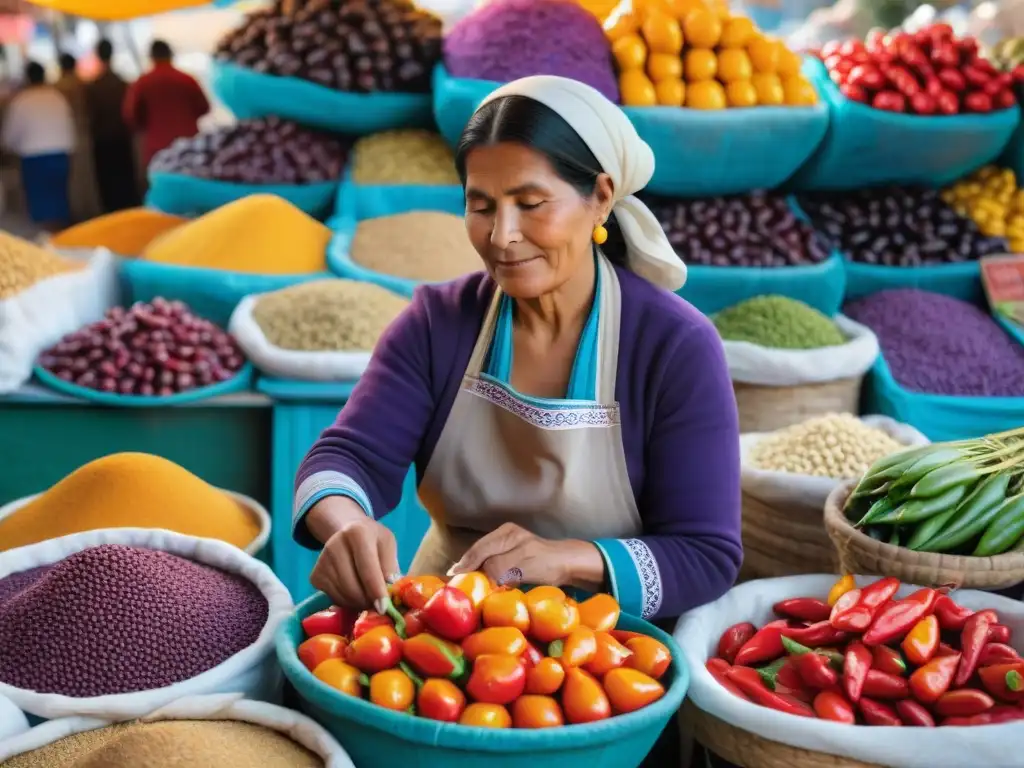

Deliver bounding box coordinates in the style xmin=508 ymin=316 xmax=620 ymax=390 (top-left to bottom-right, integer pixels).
xmin=477 ymin=75 xmax=687 ymax=292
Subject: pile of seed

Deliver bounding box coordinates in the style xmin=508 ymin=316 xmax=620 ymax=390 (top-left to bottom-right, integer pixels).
xmin=0 ymin=545 xmax=268 ymax=696
xmin=252 ymin=279 xmax=409 ymax=351
xmin=351 ymin=211 xmax=480 ymax=281
xmin=0 ymin=232 xmax=84 ymax=299
xmin=713 ymin=295 xmax=847 ymax=350
xmin=351 ymin=130 xmax=459 ymax=185
xmin=749 ymin=413 xmax=905 ymax=478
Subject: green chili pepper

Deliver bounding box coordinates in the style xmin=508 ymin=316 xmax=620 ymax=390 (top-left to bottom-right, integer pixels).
xmin=907 ymin=503 xmax=962 ymax=551
xmin=890 ymin=448 xmax=970 ymax=492
xmin=856 ymin=495 xmax=895 ymax=527
xmin=919 ymin=474 xmax=1012 ymax=553
xmin=973 ymin=493 xmax=1024 ymax=556
xmin=873 ymin=483 xmax=970 ymax=525
xmin=910 ymin=461 xmax=984 ymax=499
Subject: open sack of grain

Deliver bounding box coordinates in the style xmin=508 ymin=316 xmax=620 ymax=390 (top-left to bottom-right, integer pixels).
xmin=713 ymin=296 xmax=880 ymax=432
xmin=0 ymin=694 xmax=355 ymax=767
xmin=0 ymin=235 xmax=119 ymax=393
xmin=0 ymin=529 xmax=293 ymax=721
xmin=229 ymin=280 xmax=409 ymax=381
xmin=739 ymin=414 xmax=929 ymax=580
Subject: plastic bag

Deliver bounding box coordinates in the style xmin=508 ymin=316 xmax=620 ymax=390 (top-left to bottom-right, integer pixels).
xmin=146 ymin=171 xmax=339 ymax=219
xmin=0 ymin=695 xmax=355 ymax=767
xmin=723 ymin=315 xmax=879 ymax=386
xmin=0 ymin=529 xmax=293 ymax=721
xmin=0 ymin=248 xmax=119 ymax=394
xmin=674 ymin=574 xmax=1024 ymax=768
xmin=740 ymin=414 xmax=929 ymax=511
xmin=229 ymin=295 xmax=372 ymax=382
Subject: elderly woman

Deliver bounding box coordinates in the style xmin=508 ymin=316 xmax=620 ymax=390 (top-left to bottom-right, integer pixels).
xmin=293 ymin=76 xmax=742 ymax=624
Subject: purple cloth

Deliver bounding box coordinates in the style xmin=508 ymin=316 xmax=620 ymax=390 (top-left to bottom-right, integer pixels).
xmin=293 ymin=266 xmax=742 ymax=619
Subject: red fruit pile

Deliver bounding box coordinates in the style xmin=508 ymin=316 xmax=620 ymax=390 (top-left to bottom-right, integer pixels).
xmin=707 ymin=576 xmax=1024 ymax=726
xmin=39 ymin=298 xmax=245 ymax=397
xmin=817 ymin=24 xmax=1018 ymax=115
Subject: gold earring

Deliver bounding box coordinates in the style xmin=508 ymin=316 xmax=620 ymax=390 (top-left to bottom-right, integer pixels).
xmin=593 ymin=224 xmax=608 ymax=245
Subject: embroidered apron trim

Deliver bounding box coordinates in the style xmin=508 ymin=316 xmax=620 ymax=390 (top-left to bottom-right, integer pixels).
xmin=466 ymin=377 xmax=621 ymax=430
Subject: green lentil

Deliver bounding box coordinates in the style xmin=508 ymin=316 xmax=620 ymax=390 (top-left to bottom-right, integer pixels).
xmin=713 ymin=295 xmax=846 ymax=349
xmin=351 ymin=130 xmax=460 ymax=185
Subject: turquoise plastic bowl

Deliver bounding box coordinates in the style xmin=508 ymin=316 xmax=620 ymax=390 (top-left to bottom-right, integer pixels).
xmin=145 ymin=172 xmax=338 ymax=218
xmin=996 ymin=313 xmax=1024 ymax=347
xmin=278 ymin=592 xmax=689 ymax=768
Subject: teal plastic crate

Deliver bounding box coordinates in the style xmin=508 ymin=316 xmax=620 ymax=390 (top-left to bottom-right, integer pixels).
xmin=145 ymin=172 xmax=338 ymax=218
xmin=278 ymin=591 xmax=689 ymax=768
xmin=259 ymin=377 xmax=430 ymax=602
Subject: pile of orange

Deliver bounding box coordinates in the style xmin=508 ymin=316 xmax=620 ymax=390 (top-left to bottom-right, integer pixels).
xmin=604 ymin=0 xmax=819 ymax=109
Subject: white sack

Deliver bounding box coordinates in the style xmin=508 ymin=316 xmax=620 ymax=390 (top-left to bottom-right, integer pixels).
xmin=0 ymin=247 xmax=119 ymax=394
xmin=675 ymin=574 xmax=1024 ymax=768
xmin=0 ymin=693 xmax=29 ymax=741
xmin=0 ymin=695 xmax=355 ymax=767
xmin=0 ymin=529 xmax=294 ymax=721
xmin=740 ymin=415 xmax=930 ymax=510
xmin=724 ymin=315 xmax=879 ymax=387
xmin=229 ymin=295 xmax=371 ymax=382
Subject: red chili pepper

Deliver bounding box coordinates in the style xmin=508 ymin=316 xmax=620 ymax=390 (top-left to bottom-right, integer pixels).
xmin=302 ymin=605 xmax=356 ymax=639
xmin=936 ymin=642 xmax=959 ymax=658
xmin=813 ymin=690 xmax=855 ymax=723
xmin=725 ymin=666 xmax=815 ymax=718
xmin=716 ymin=622 xmax=756 ymax=664
xmin=978 ymin=662 xmax=1024 ymax=702
xmin=872 ymin=646 xmax=907 ymax=677
xmin=860 ymin=577 xmax=901 ymax=612
xmin=843 ymin=641 xmax=873 ymax=704
xmin=705 ymin=658 xmax=750 ymax=701
xmin=774 ymin=598 xmax=832 ymax=623
xmin=785 ymin=621 xmax=849 ymax=647
xmin=862 ymin=669 xmax=909 ymax=700
xmin=404 ymin=609 xmax=427 ymax=638
xmin=422 ymin=586 xmax=478 ymax=642
xmin=402 ymin=633 xmax=467 ymax=679
xmin=979 ymin=643 xmax=1021 ymax=667
xmin=955 ymin=611 xmax=997 ymax=687
xmin=895 ymin=699 xmax=935 ymax=727
xmin=829 ymin=589 xmax=871 ymax=632
xmin=946 ymin=706 xmax=1024 ymax=726
xmin=756 ymin=656 xmax=797 ymax=690
xmin=901 ymin=615 xmax=939 ymax=666
xmin=859 ymin=697 xmax=902 ymax=726
xmin=352 ymin=611 xmax=393 ymax=639
xmin=988 ymin=624 xmax=1012 ymax=645
xmin=934 ymin=595 xmax=973 ymax=631
xmin=909 ymin=652 xmax=961 ymax=704
xmin=794 ymin=652 xmax=838 ymax=690
xmin=732 ymin=620 xmax=789 ymax=666
xmin=935 ymin=688 xmax=995 ymax=717
xmin=862 ymin=588 xmax=939 ymax=647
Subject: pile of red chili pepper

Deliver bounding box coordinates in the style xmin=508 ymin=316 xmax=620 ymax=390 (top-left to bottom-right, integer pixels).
xmin=707 ymin=574 xmax=1024 ymax=726
xmin=296 ymin=572 xmax=673 ymax=729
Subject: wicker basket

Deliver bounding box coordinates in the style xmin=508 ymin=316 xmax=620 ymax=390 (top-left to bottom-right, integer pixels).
xmin=824 ymin=480 xmax=1024 ymax=590
xmin=680 ymin=701 xmax=883 ymax=768
xmin=739 ymin=492 xmax=837 ymax=581
xmin=733 ymin=377 xmax=862 ymax=433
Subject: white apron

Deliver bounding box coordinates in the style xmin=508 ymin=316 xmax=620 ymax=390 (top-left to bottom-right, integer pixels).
xmin=408 ymin=254 xmax=643 ymax=577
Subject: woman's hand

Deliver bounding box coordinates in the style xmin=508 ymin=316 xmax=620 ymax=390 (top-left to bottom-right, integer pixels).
xmin=307 ymin=496 xmax=401 ymax=613
xmin=449 ymin=523 xmax=605 ymax=590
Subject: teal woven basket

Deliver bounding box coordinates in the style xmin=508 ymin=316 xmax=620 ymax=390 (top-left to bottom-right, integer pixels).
xmin=33 ymin=363 xmax=254 ymax=406
xmin=145 ymin=172 xmax=338 ymax=218
xmin=792 ymin=59 xmax=1021 ymax=190
xmin=278 ymin=592 xmax=690 ymax=768
xmin=211 ymin=60 xmax=433 ymax=136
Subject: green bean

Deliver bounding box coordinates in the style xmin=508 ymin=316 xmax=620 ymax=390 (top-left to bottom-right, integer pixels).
xmin=973 ymin=493 xmax=1024 ymax=556
xmin=919 ymin=473 xmax=1012 ymax=553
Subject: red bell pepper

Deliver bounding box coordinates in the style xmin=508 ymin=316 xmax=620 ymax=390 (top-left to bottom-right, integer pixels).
xmin=422 ymin=586 xmax=477 ymax=642
xmin=773 ymin=598 xmax=832 ymax=623
xmin=859 ymin=697 xmax=902 ymax=726
xmin=978 ymin=662 xmax=1024 ymax=702
xmin=862 ymin=588 xmax=940 ymax=647
xmin=862 ymin=669 xmax=909 ymax=700
xmin=794 ymin=652 xmax=838 ymax=690
xmin=988 ymin=624 xmax=1012 ymax=644
xmin=901 ymin=615 xmax=939 ymax=666
xmin=344 ymin=625 xmax=403 ymax=673
xmin=785 ymin=621 xmax=849 ymax=647
xmin=352 ymin=610 xmax=393 ymax=639
xmin=813 ymin=690 xmax=855 ymax=723
xmin=402 ymin=633 xmax=467 ymax=679
xmin=465 ymin=653 xmax=527 ymax=705
xmin=725 ymin=666 xmax=815 ymax=718
xmin=716 ymin=622 xmax=756 ymax=664
xmin=979 ymin=643 xmax=1021 ymax=666
xmin=302 ymin=605 xmax=356 ymax=639
xmin=934 ymin=595 xmax=973 ymax=631
xmin=909 ymin=652 xmax=960 ymax=703
xmin=872 ymin=646 xmax=907 ymax=677
xmin=895 ymin=699 xmax=935 ymax=727
xmin=843 ymin=641 xmax=873 ymax=704
xmin=935 ymin=688 xmax=995 ymax=717
xmin=705 ymin=658 xmax=751 ymax=701
xmin=417 ymin=677 xmax=466 ymax=722
xmin=733 ymin=620 xmax=789 ymax=666
xmin=955 ymin=611 xmax=997 ymax=687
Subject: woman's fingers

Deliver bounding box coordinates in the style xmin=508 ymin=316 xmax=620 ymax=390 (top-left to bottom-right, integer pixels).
xmin=479 ymin=546 xmax=527 ymax=587
xmin=450 ymin=523 xmax=524 ymax=575
xmin=349 ymin=523 xmax=390 ymax=608
xmin=377 ymin=527 xmax=401 ymax=584
xmin=315 ymin=532 xmax=370 ymax=608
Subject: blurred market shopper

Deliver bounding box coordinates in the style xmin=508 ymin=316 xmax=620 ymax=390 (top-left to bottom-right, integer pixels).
xmin=1 ymin=61 xmax=74 ymax=230
xmin=55 ymin=51 xmax=100 ymax=222
xmin=293 ymin=76 xmax=742 ymax=627
xmin=85 ymin=39 xmax=139 ymax=212
xmin=123 ymin=39 xmax=210 ymax=168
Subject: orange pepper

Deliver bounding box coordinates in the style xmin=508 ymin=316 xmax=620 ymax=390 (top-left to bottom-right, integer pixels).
xmin=417 ymin=678 xmax=466 ymax=722
xmin=297 ymin=634 xmax=347 ymax=672
xmin=345 ymin=625 xmax=403 ymax=673
xmin=524 ymin=585 xmax=566 ymax=609
xmin=462 ymin=626 xmax=528 ymax=661
xmin=827 ymin=574 xmax=856 ymax=607
xmin=585 ymin=631 xmax=633 ymax=677
xmin=512 ymin=695 xmax=565 ymax=728
xmin=902 ymin=615 xmax=940 ymax=667
xmin=448 ymin=571 xmax=494 ymax=613
xmin=562 ymin=668 xmax=612 ymax=724
xmin=578 ymin=593 xmax=621 ymax=632
xmin=625 ymin=636 xmax=672 ymax=681
xmin=459 ymin=702 xmax=512 ymax=728
xmin=525 ymin=657 xmax=566 ymax=695
xmin=609 ymin=629 xmax=646 ymax=644
xmin=528 ymin=597 xmax=580 ymax=643
xmin=391 ymin=575 xmax=445 ymax=610
xmin=481 ymin=588 xmax=531 ymax=632
xmin=312 ymin=658 xmax=365 ymax=696
xmin=369 ymin=668 xmax=415 ymax=711
xmin=603 ymin=667 xmax=665 ymax=713
xmin=466 ymin=653 xmax=527 ymax=705
xmin=549 ymin=627 xmax=597 ymax=667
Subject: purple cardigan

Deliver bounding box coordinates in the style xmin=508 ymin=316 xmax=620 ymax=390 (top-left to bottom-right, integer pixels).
xmin=294 ymin=266 xmax=742 ymax=620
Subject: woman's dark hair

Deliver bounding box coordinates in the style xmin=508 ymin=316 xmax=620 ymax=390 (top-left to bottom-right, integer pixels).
xmin=454 ymin=95 xmax=628 ymax=267
xmin=24 ymin=61 xmax=45 ymax=86
xmin=58 ymin=53 xmax=76 ymax=73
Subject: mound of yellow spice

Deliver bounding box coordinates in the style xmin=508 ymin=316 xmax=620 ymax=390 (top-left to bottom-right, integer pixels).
xmin=50 ymin=209 xmax=186 ymax=256
xmin=0 ymin=453 xmax=262 ymax=553
xmin=141 ymin=194 xmax=331 ymax=274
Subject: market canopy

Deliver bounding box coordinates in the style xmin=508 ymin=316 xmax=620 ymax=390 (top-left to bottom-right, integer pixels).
xmin=22 ymin=0 xmax=239 ymax=21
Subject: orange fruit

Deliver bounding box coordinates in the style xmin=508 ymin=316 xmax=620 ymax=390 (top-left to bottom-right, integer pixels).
xmin=612 ymin=34 xmax=648 ymax=70
xmin=748 ymin=35 xmax=781 ymax=73
xmin=776 ymin=47 xmax=802 ymax=77
xmin=719 ymin=15 xmax=756 ymax=47
xmin=751 ymin=72 xmax=784 ymax=105
xmin=655 ymin=77 xmax=685 ymax=106
xmin=682 ymin=8 xmax=722 ymax=48
xmin=685 ymin=79 xmax=726 ymax=109
xmin=725 ymin=79 xmax=757 ymax=107
xmin=782 ymin=75 xmax=818 ymax=106
xmin=684 ymin=48 xmax=717 ymax=81
xmin=664 ymin=0 xmax=706 ymax=19
xmin=602 ymin=7 xmax=639 ymax=41
xmin=647 ymin=52 xmax=683 ymax=81
xmin=641 ymin=10 xmax=684 ymax=54
xmin=620 ymin=69 xmax=658 ymax=106
xmin=716 ymin=48 xmax=752 ymax=83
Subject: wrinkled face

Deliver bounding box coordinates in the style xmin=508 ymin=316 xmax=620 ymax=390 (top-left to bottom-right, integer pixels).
xmin=463 ymin=143 xmax=613 ymax=299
